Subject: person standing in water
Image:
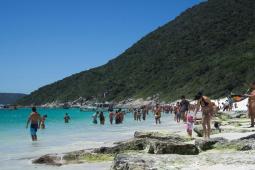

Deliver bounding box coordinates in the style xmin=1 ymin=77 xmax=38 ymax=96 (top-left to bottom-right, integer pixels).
xmin=92 ymin=112 xmax=98 ymax=124
xmin=194 ymin=92 xmax=214 ymax=140
xmin=154 ymin=104 xmax=161 ymax=124
xmin=142 ymin=106 xmax=148 ymax=121
xmin=64 ymin=113 xmax=71 ymax=123
xmin=175 ymin=102 xmax=181 ymax=123
xmin=99 ymin=111 xmax=105 ymax=125
xmin=41 ymin=115 xmax=47 ymax=129
xmin=133 ymin=109 xmax=137 ymax=121
xmin=26 ymin=107 xmax=42 ymax=141
xmin=109 ymin=111 xmax=115 ymax=125
xmin=246 ymin=82 xmax=255 ymax=127
xmin=137 ymin=110 xmax=141 ymax=121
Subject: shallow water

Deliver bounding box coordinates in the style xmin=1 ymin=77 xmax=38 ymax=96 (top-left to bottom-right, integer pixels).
xmin=0 ymin=108 xmax=182 ymax=170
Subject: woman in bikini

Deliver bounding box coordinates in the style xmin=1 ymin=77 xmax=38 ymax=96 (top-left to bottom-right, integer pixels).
xmin=195 ymin=92 xmax=213 ymax=139
xmin=247 ymin=82 xmax=255 ymax=127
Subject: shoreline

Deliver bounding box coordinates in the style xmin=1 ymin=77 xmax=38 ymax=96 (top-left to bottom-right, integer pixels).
xmin=31 ymin=110 xmax=255 ymax=170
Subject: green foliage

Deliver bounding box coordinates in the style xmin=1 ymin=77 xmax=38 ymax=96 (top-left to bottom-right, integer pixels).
xmin=17 ymin=0 xmax=255 ymax=105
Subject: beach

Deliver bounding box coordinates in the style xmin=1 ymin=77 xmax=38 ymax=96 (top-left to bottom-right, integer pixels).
xmin=1 ymin=98 xmax=254 ymax=170
xmin=0 ymin=108 xmax=183 ymax=170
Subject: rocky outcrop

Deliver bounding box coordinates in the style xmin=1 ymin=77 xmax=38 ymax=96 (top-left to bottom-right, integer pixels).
xmin=134 ymin=131 xmax=186 ymax=142
xmin=195 ymin=137 xmax=228 ymax=151
xmin=111 ymin=150 xmax=255 ymax=170
xmin=32 ymin=154 xmax=62 ymax=166
xmin=193 ymin=126 xmax=220 ymax=137
xmin=94 ymin=138 xmax=147 ymax=154
xmin=111 ymin=154 xmax=154 ymax=170
xmin=148 ymin=139 xmax=199 ymax=155
xmin=33 ymin=131 xmax=199 ymax=167
xmin=95 ymin=132 xmax=198 ymax=155
xmin=214 ymin=133 xmax=255 ymax=151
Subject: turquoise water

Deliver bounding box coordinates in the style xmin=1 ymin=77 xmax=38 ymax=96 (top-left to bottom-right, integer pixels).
xmin=0 ymin=108 xmax=182 ymax=170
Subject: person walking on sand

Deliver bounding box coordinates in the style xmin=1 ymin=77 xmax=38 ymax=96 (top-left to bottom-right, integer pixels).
xmin=64 ymin=113 xmax=71 ymax=123
xmin=154 ymin=104 xmax=161 ymax=124
xmin=194 ymin=92 xmax=213 ymax=140
xmin=26 ymin=107 xmax=42 ymax=141
xmin=246 ymin=82 xmax=255 ymax=127
xmin=180 ymin=95 xmax=190 ymax=122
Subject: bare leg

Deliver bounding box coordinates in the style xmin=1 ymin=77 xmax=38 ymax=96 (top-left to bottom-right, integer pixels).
xmin=251 ymin=113 xmax=254 ymax=127
xmin=202 ymin=121 xmax=206 ymax=139
xmin=32 ymin=135 xmax=37 ymax=141
xmin=207 ymin=117 xmax=211 ymax=139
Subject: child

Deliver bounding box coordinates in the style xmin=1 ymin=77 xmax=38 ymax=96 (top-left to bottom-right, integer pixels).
xmin=175 ymin=102 xmax=181 ymax=123
xmin=186 ymin=113 xmax=194 ymax=137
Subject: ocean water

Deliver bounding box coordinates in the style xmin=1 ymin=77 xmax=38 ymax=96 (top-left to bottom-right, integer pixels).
xmin=0 ymin=108 xmax=183 ymax=170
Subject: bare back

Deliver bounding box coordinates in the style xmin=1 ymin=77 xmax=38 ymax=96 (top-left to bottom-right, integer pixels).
xmin=29 ymin=112 xmax=41 ymax=124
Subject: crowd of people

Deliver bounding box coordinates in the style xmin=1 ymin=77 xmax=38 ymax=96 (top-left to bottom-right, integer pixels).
xmin=92 ymin=109 xmax=125 ymax=125
xmin=26 ymin=81 xmax=255 ymax=141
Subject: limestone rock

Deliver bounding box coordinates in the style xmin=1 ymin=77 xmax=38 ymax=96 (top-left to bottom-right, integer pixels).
xmin=94 ymin=138 xmax=147 ymax=154
xmin=134 ymin=131 xmax=185 ymax=142
xmin=193 ymin=126 xmax=220 ymax=137
xmin=32 ymin=154 xmax=62 ymax=166
xmin=195 ymin=137 xmax=228 ymax=151
xmin=111 ymin=154 xmax=154 ymax=170
xmin=147 ymin=139 xmax=199 ymax=155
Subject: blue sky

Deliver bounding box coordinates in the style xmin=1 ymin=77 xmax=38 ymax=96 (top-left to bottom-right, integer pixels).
xmin=0 ymin=0 xmax=202 ymax=94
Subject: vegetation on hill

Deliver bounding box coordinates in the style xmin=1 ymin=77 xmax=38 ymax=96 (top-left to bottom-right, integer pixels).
xmin=18 ymin=0 xmax=255 ymax=105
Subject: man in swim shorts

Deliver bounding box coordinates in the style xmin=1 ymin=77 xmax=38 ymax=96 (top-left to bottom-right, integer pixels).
xmin=180 ymin=95 xmax=190 ymax=122
xmin=26 ymin=107 xmax=42 ymax=141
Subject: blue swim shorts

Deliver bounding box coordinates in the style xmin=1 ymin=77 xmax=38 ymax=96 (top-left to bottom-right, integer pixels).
xmin=30 ymin=123 xmax=38 ymax=136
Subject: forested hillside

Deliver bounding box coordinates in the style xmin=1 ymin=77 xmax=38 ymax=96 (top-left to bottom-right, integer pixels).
xmin=18 ymin=0 xmax=255 ymax=105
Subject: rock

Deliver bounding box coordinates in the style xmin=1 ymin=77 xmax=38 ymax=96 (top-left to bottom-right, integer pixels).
xmin=111 ymin=154 xmax=154 ymax=170
xmin=32 ymin=154 xmax=62 ymax=166
xmin=239 ymin=133 xmax=255 ymax=140
xmin=62 ymin=150 xmax=90 ymax=161
xmin=94 ymin=138 xmax=147 ymax=154
xmin=134 ymin=131 xmax=185 ymax=142
xmin=147 ymin=139 xmax=199 ymax=155
xmin=193 ymin=126 xmax=220 ymax=137
xmin=111 ymin=151 xmax=255 ymax=170
xmin=96 ymin=135 xmax=198 ymax=155
xmin=195 ymin=137 xmax=228 ymax=151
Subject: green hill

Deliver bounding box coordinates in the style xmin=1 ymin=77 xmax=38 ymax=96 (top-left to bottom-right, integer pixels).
xmin=18 ymin=0 xmax=255 ymax=105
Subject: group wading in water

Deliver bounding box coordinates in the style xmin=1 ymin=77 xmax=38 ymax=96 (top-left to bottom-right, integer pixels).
xmin=25 ymin=81 xmax=255 ymax=141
